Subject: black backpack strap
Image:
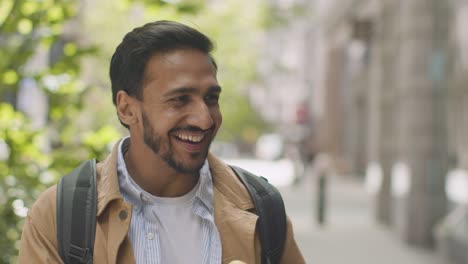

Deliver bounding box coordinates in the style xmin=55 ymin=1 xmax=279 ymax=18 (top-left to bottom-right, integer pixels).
xmin=57 ymin=159 xmax=97 ymax=264
xmin=229 ymin=165 xmax=286 ymax=264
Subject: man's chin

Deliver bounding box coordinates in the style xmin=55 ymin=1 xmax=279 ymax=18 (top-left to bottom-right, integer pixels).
xmin=170 ymin=163 xmax=205 ymax=174
xmin=166 ymin=155 xmax=207 ymax=174
xmin=163 ymin=143 xmax=210 ymax=173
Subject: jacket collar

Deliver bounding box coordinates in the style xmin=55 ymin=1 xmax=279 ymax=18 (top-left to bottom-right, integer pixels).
xmin=207 ymin=153 xmax=254 ymax=211
xmin=95 ymin=139 xmax=254 ymax=216
xmin=96 ymin=140 xmax=123 ymax=216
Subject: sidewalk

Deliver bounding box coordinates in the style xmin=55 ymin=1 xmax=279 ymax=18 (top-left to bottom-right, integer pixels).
xmin=278 ymin=173 xmax=448 ymax=264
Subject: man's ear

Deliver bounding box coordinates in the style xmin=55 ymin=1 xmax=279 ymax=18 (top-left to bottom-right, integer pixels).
xmin=116 ymin=91 xmax=139 ymax=126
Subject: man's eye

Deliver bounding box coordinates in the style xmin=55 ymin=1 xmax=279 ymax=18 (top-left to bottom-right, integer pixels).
xmin=172 ymin=95 xmax=190 ymax=105
xmin=205 ymin=94 xmax=219 ymax=105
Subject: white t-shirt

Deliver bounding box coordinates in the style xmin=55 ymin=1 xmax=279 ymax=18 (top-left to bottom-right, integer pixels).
xmin=142 ymin=181 xmax=204 ymax=264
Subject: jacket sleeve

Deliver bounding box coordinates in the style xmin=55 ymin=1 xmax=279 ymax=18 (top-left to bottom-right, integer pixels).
xmin=18 ymin=214 xmax=63 ymax=263
xmin=280 ymin=215 xmax=306 ymax=264
xmin=18 ymin=186 xmax=63 ymax=264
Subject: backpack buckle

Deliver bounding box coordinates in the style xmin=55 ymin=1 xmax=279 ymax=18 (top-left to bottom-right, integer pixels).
xmin=69 ymin=244 xmax=92 ymax=263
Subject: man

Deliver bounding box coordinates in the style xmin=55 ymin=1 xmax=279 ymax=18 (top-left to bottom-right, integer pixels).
xmin=18 ymin=20 xmax=305 ymax=263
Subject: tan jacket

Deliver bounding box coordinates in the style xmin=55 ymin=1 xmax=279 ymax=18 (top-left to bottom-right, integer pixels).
xmin=18 ymin=142 xmax=305 ymax=264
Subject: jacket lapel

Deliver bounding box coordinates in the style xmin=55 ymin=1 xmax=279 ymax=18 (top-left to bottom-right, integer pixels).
xmin=95 ymin=140 xmax=135 ymax=263
xmin=209 ymin=154 xmax=260 ymax=263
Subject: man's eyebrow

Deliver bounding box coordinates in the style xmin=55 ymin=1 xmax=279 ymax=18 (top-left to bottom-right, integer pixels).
xmin=164 ymin=85 xmax=222 ymax=97
xmin=208 ymin=85 xmax=222 ymax=93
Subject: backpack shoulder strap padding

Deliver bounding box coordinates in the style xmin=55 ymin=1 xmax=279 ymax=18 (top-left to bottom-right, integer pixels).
xmin=229 ymin=165 xmax=286 ymax=264
xmin=57 ymin=159 xmax=97 ymax=264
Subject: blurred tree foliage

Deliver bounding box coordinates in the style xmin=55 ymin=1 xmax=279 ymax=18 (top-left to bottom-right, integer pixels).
xmin=0 ymin=0 xmax=270 ymax=262
xmin=0 ymin=0 xmax=116 ymax=262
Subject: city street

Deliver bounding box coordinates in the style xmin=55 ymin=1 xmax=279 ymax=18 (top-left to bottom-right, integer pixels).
xmin=280 ymin=172 xmax=447 ymax=264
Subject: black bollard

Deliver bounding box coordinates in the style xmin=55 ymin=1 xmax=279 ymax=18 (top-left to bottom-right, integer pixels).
xmin=317 ymin=173 xmax=327 ymax=225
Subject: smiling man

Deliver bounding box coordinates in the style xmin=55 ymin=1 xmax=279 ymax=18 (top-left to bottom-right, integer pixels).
xmin=117 ymin=48 xmax=222 ymax=197
xmin=18 ymin=21 xmax=305 ymax=264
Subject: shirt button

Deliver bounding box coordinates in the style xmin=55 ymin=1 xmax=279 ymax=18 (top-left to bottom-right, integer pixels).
xmin=147 ymin=232 xmax=154 ymax=240
xmin=119 ymin=210 xmax=128 ymax=220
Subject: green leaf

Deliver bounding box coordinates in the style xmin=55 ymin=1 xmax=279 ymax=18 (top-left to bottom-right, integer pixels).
xmin=63 ymin=43 xmax=77 ymax=56
xmin=2 ymin=71 xmax=19 ymax=85
xmin=17 ymin=18 xmax=33 ymax=34
xmin=47 ymin=6 xmax=64 ymax=22
xmin=0 ymin=0 xmax=14 ymax=24
xmin=20 ymin=2 xmax=38 ymax=16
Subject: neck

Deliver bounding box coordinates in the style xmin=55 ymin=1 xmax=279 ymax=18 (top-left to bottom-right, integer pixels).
xmin=123 ymin=138 xmax=199 ymax=197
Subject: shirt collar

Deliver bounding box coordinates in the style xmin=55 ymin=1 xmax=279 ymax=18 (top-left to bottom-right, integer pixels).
xmin=195 ymin=159 xmax=215 ymax=213
xmin=117 ymin=137 xmax=144 ymax=208
xmin=116 ymin=136 xmax=214 ymax=214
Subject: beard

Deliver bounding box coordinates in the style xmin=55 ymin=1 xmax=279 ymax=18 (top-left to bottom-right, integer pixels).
xmin=141 ymin=111 xmax=210 ymax=174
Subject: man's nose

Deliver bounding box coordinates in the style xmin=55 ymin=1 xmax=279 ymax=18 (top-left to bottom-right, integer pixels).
xmin=187 ymin=101 xmax=214 ymax=130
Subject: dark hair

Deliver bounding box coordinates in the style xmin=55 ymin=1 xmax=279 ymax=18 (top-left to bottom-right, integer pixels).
xmin=109 ymin=20 xmax=217 ymax=128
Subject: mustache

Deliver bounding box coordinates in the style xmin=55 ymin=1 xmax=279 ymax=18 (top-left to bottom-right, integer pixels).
xmin=169 ymin=125 xmax=214 ymax=134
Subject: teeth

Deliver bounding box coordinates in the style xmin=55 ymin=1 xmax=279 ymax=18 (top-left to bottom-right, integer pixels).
xmin=177 ymin=134 xmax=203 ymax=143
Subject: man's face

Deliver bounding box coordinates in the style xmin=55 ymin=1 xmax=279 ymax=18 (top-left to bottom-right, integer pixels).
xmin=138 ymin=48 xmax=222 ymax=174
